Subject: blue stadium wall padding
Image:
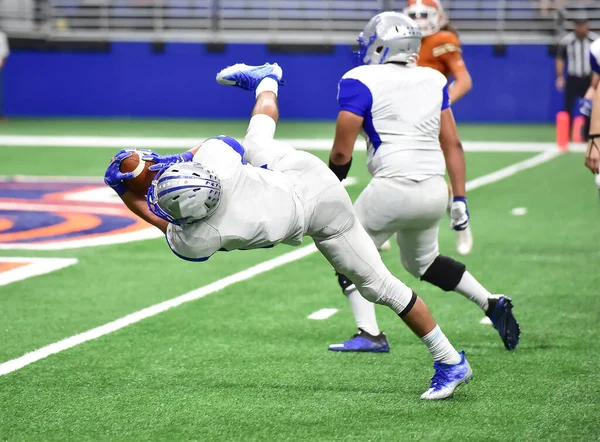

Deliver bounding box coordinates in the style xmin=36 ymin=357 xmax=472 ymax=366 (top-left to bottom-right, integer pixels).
xmin=4 ymin=42 xmax=563 ymax=122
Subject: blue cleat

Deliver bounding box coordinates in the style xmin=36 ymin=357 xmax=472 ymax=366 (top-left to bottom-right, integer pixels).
xmin=421 ymin=351 xmax=472 ymax=400
xmin=328 ymin=329 xmax=390 ymax=353
xmin=486 ymin=295 xmax=520 ymax=350
xmin=215 ymin=63 xmax=284 ymax=92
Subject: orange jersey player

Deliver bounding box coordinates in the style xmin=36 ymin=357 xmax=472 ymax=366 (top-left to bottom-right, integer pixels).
xmin=405 ymin=0 xmax=474 ymax=256
xmin=405 ymin=0 xmax=473 ymax=103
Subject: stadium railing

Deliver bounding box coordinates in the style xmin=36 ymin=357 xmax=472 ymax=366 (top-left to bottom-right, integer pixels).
xmin=0 ymin=0 xmax=599 ymax=44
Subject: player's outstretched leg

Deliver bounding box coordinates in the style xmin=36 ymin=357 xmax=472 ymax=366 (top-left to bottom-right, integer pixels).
xmin=485 ymin=296 xmax=520 ymax=350
xmin=328 ymin=273 xmax=389 ymax=353
xmin=315 ymin=216 xmax=472 ymax=399
xmin=216 ymin=62 xmax=284 ymax=92
xmin=401 ymin=240 xmax=521 ymax=351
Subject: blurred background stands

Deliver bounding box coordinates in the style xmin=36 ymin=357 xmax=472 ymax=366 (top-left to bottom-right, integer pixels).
xmin=0 ymin=0 xmax=598 ymax=45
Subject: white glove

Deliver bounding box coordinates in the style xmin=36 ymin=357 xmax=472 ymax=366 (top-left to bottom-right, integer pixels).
xmin=450 ymin=197 xmax=470 ymax=231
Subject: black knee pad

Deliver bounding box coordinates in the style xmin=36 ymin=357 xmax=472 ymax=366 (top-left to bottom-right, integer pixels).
xmin=420 ymin=255 xmax=466 ymax=292
xmin=336 ymin=272 xmax=354 ymax=293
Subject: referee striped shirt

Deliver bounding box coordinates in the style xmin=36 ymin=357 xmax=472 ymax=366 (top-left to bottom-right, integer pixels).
xmin=558 ymin=32 xmax=600 ymax=78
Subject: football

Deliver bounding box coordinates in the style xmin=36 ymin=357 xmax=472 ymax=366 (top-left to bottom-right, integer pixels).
xmin=118 ymin=150 xmax=157 ymax=196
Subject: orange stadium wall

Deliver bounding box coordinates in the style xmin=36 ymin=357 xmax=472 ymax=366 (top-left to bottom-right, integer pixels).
xmin=4 ymin=42 xmax=563 ymax=122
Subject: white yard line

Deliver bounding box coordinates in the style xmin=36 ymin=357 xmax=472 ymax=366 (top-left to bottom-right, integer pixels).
xmin=0 ymin=151 xmax=562 ymax=376
xmin=307 ymin=308 xmax=339 ymax=320
xmin=0 ymin=134 xmax=584 ymax=152
xmin=511 ymin=207 xmax=528 ymax=216
xmin=0 ymin=257 xmax=78 ymax=287
xmin=466 ymin=151 xmax=562 ymax=191
xmin=0 ymin=245 xmax=318 ymax=376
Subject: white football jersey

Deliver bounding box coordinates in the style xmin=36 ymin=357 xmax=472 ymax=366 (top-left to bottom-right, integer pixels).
xmin=166 ymin=138 xmax=304 ymax=261
xmin=591 ymin=38 xmax=600 ymax=74
xmin=338 ymin=63 xmax=450 ymax=180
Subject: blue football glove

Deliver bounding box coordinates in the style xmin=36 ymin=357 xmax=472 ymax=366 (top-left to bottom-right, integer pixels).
xmin=579 ymin=98 xmax=593 ymax=117
xmin=450 ymin=196 xmax=470 ymax=231
xmin=142 ymin=151 xmax=195 ymax=172
xmin=104 ymin=149 xmax=135 ymax=196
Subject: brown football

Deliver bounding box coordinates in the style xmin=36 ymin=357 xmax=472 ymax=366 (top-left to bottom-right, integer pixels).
xmin=118 ymin=150 xmax=157 ymax=196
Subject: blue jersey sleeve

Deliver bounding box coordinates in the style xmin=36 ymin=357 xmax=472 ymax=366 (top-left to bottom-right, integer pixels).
xmin=441 ymin=83 xmax=451 ymax=111
xmin=337 ymin=78 xmax=373 ymax=117
xmin=209 ymin=136 xmax=247 ymax=164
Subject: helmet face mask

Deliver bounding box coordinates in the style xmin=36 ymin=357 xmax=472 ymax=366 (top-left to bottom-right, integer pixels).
xmin=404 ymin=0 xmax=446 ymax=37
xmin=146 ymin=162 xmax=222 ymax=226
xmin=354 ymin=12 xmax=422 ymax=66
xmin=355 ymin=33 xmax=378 ymax=66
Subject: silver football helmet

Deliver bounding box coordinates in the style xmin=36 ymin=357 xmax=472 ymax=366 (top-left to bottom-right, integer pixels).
xmin=356 ymin=12 xmax=422 ymax=65
xmin=147 ymin=162 xmax=221 ymax=226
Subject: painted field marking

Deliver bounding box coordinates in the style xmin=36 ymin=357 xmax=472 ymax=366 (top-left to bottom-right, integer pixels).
xmin=466 ymin=151 xmax=562 ymax=191
xmin=0 ymin=151 xmax=562 ymax=376
xmin=307 ymin=308 xmax=339 ymax=320
xmin=0 ymin=245 xmax=319 ymax=376
xmin=511 ymin=207 xmax=528 ymax=216
xmin=341 ymin=176 xmax=358 ymax=187
xmin=0 ymin=229 xmax=164 ymax=251
xmin=0 ymin=134 xmax=585 ymax=152
xmin=0 ymin=257 xmax=78 ymax=287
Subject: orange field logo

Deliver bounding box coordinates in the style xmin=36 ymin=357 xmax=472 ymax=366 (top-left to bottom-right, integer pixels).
xmin=0 ymin=180 xmax=162 ymax=250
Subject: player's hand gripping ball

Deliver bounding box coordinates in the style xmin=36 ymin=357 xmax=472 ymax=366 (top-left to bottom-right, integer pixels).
xmin=104 ymin=149 xmax=157 ymax=196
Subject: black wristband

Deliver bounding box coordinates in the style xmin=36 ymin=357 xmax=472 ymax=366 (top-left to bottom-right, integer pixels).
xmin=590 ymin=134 xmax=600 ymax=140
xmin=328 ymin=158 xmax=352 ymax=181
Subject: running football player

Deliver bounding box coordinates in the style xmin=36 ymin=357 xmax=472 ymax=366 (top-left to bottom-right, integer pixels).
xmin=104 ymin=62 xmax=473 ymax=400
xmin=327 ymin=12 xmax=520 ymax=354
xmin=405 ymin=0 xmax=474 ymax=255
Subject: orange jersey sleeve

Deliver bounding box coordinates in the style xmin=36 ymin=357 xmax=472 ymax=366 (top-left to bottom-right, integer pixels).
xmin=418 ymin=31 xmax=467 ymax=79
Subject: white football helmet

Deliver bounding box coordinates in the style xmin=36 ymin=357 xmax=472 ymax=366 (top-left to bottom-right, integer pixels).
xmin=404 ymin=0 xmax=448 ymax=37
xmin=355 ymin=12 xmax=422 ymax=65
xmin=147 ymin=162 xmax=221 ymax=226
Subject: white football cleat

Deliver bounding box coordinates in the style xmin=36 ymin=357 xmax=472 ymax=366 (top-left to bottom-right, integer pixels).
xmin=216 ymin=63 xmax=283 ymax=92
xmin=421 ymin=351 xmax=473 ymax=400
xmin=456 ymin=224 xmax=473 ymax=255
xmin=378 ymin=239 xmax=392 ymax=251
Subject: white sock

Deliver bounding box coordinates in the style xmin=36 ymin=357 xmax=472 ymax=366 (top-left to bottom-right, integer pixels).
xmin=421 ymin=325 xmax=461 ymax=365
xmin=346 ymin=286 xmax=380 ymax=336
xmin=454 ymin=271 xmax=491 ymax=312
xmin=255 ymin=77 xmax=279 ymax=98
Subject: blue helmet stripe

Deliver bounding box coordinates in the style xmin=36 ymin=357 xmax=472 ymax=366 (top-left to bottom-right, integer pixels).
xmin=158 ymin=175 xmax=218 ymax=183
xmin=157 ymin=184 xmax=219 ymax=199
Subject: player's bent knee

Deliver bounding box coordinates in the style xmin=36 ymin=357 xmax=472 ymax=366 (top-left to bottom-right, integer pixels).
xmin=369 ymin=273 xmax=414 ymax=315
xmin=398 ymin=291 xmax=418 ymax=317
xmin=420 ymin=255 xmax=466 ymax=291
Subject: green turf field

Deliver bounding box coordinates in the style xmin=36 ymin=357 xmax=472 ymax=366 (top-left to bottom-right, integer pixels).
xmin=0 ymin=120 xmax=599 ymax=441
